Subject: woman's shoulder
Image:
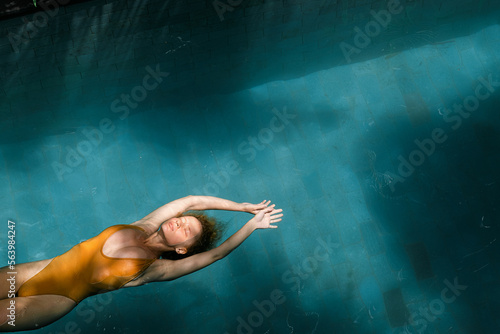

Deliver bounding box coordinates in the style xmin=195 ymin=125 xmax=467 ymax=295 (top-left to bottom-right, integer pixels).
xmin=129 ymin=220 xmax=157 ymax=235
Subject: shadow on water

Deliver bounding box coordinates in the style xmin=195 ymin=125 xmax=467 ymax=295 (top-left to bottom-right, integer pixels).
xmin=1 ymin=1 xmax=500 ymax=146
xmin=350 ymin=87 xmax=500 ymax=331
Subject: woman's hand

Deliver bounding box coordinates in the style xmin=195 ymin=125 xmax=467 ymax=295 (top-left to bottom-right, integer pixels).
xmin=250 ymin=205 xmax=283 ymax=229
xmin=241 ymin=200 xmax=271 ymax=214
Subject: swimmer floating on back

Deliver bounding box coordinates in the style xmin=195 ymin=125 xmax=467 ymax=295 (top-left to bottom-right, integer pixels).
xmin=0 ymin=196 xmax=283 ymax=332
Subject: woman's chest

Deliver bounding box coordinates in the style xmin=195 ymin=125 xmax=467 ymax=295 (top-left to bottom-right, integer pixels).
xmin=101 ymin=228 xmax=156 ymax=259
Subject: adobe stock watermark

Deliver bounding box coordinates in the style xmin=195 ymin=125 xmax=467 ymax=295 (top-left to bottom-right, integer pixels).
xmin=51 ymin=64 xmax=170 ymax=181
xmin=224 ymin=235 xmax=339 ymax=334
xmin=387 ymin=74 xmax=499 ymax=192
xmin=212 ymin=0 xmax=245 ymax=21
xmin=193 ymin=106 xmax=296 ymax=196
xmin=340 ymin=0 xmax=404 ymax=63
xmin=8 ymin=0 xmax=70 ymax=52
xmin=405 ymin=277 xmax=467 ymax=334
xmin=5 ymin=220 xmax=17 ymax=328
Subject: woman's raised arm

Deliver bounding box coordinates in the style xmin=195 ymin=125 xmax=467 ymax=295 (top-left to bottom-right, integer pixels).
xmin=133 ymin=196 xmax=271 ymax=233
xmin=150 ymin=205 xmax=283 ymax=282
xmin=189 ymin=196 xmax=271 ymax=214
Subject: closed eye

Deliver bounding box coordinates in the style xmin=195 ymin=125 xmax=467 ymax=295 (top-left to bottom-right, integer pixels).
xmin=181 ymin=218 xmax=190 ymax=236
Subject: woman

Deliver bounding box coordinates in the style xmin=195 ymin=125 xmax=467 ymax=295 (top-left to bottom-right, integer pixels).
xmin=0 ymin=195 xmax=283 ymax=332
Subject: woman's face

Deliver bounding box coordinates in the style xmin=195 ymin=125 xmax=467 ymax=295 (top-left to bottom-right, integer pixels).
xmin=160 ymin=216 xmax=202 ymax=249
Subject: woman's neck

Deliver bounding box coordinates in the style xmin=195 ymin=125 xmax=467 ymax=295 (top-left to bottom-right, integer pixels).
xmin=143 ymin=231 xmax=173 ymax=255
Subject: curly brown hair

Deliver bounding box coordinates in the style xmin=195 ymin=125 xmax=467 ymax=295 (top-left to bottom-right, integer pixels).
xmin=160 ymin=211 xmax=224 ymax=260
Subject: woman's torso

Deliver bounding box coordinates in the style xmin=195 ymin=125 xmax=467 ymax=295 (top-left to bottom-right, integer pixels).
xmin=102 ymin=225 xmax=159 ymax=287
xmin=15 ymin=225 xmax=158 ymax=301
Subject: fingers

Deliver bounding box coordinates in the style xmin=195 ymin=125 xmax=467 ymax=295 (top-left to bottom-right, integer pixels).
xmin=258 ymin=200 xmax=271 ymax=208
xmin=262 ymin=204 xmax=275 ymax=213
xmin=270 ymin=213 xmax=283 ymax=220
xmin=267 ymin=216 xmax=281 ymax=228
xmin=268 ymin=210 xmax=283 ymax=226
xmin=256 ymin=203 xmax=283 ymax=224
xmin=259 ymin=205 xmax=282 ymax=215
xmin=252 ymin=200 xmax=271 ymax=213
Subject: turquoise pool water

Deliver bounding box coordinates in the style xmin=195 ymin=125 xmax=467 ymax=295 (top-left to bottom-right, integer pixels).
xmin=1 ymin=0 xmax=500 ymax=333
